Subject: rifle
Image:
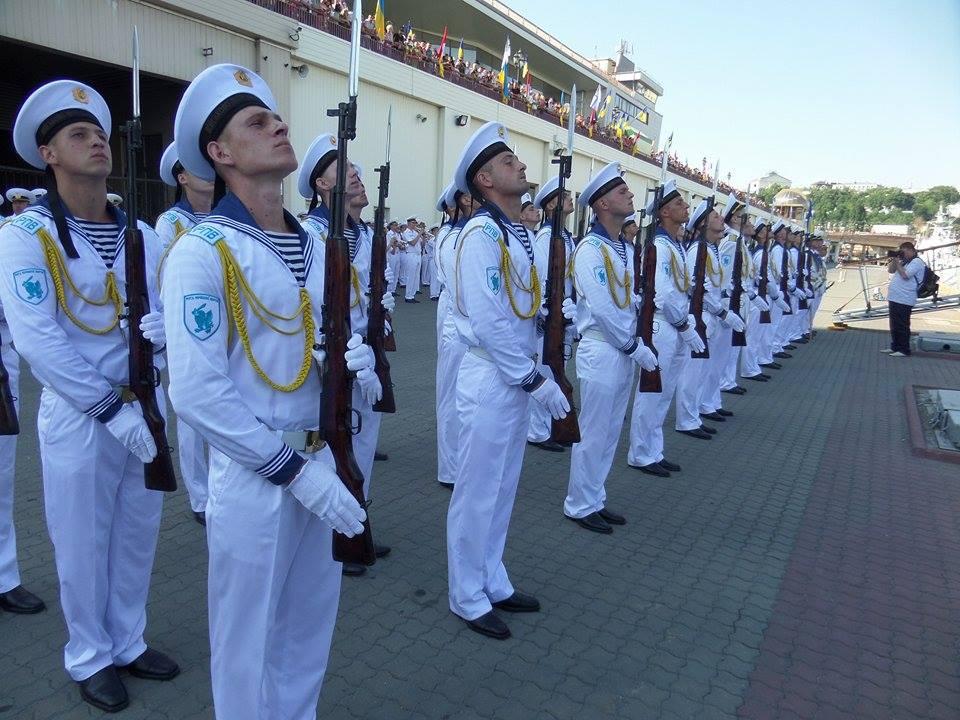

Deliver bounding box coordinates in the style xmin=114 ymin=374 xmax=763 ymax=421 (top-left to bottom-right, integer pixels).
xmin=368 ymin=107 xmax=396 ymax=414
xmin=757 ymin=233 xmax=771 ymax=324
xmin=729 ymin=199 xmax=747 ymax=347
xmin=321 ymin=0 xmax=376 ymax=567
xmin=778 ymin=236 xmax=793 ymax=316
xmin=689 ymin=197 xmax=712 ymax=359
xmin=796 ymin=236 xmax=808 ymax=310
xmin=122 ymin=27 xmax=176 ymax=492
xmin=0 ymin=328 xmax=19 ymax=436
xmin=635 ymin=184 xmax=662 ymax=393
xmin=542 ymin=82 xmax=580 ymax=445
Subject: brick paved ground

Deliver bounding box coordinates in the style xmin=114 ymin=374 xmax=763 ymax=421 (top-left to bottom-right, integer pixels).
xmin=1 ymin=281 xmax=958 ymax=719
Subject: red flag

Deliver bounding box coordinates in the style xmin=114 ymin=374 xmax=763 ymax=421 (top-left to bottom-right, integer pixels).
xmin=437 ymin=26 xmax=448 ymax=58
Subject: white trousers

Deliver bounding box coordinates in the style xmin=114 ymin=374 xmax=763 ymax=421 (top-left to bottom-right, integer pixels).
xmin=207 ymin=445 xmax=341 ymax=720
xmin=741 ymin=309 xmax=770 ymax=378
xmin=564 ymin=338 xmax=633 ymax=519
xmin=435 ymin=292 xmax=465 ymax=486
xmin=675 ymin=355 xmax=707 ymax=430
xmin=628 ymin=317 xmax=688 ymax=467
xmin=717 ymin=325 xmax=741 ymax=391
xmin=352 ymin=382 xmax=381 ymax=498
xmin=526 ymin=337 xmax=551 ymax=444
xmin=447 ymin=353 xmax=524 ymax=621
xmin=429 ymin=262 xmax=442 ymax=298
xmin=401 ymin=254 xmax=421 ymax=301
xmin=697 ymin=346 xmax=724 ymax=414
xmin=387 ymin=253 xmax=402 ymax=294
xmin=774 ymin=299 xmax=795 ymax=349
xmin=0 ymin=341 xmax=21 ymax=593
xmin=177 ymin=420 xmax=208 ymax=513
xmin=421 ymin=254 xmax=433 ymax=287
xmin=768 ymin=301 xmax=784 ymax=356
xmin=38 ymin=388 xmax=163 ymax=681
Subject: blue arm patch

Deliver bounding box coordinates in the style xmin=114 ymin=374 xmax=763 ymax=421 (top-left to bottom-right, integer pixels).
xmin=190 ymin=224 xmax=225 ymax=245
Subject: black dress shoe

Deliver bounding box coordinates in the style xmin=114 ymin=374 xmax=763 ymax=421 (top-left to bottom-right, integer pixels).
xmin=193 ymin=510 xmax=206 ymax=526
xmin=492 ymin=591 xmax=540 ymax=612
xmin=404 ymin=298 xmax=420 ymax=304
xmin=79 ymin=666 xmax=129 ymax=713
xmin=699 ymin=424 xmax=718 ymax=435
xmin=631 ymin=461 xmax=670 ymax=477
xmin=567 ymin=511 xmax=613 ymax=534
xmin=743 ymin=374 xmax=768 ymax=382
xmin=678 ymin=428 xmax=712 ymax=440
xmin=784 ymin=344 xmax=797 ymax=350
xmin=793 ymin=338 xmax=808 ymax=344
xmin=342 ymin=563 xmax=367 ymax=576
xmin=773 ymin=352 xmax=792 ymax=359
xmin=374 ymin=451 xmax=389 ymax=461
xmin=724 ymin=386 xmax=747 ymax=395
xmin=118 ymin=648 xmax=180 ymax=681
xmin=464 ymin=611 xmax=510 ymax=640
xmin=527 ymin=439 xmax=565 ymax=452
xmin=659 ymin=459 xmax=681 ymax=472
xmin=758 ymin=373 xmax=771 ymax=380
xmin=598 ymin=507 xmax=626 ymax=525
xmin=700 ymin=411 xmax=725 ymax=422
xmin=716 ymin=408 xmax=733 ymax=417
xmin=0 ymin=585 xmax=46 ymax=614
xmin=761 ymin=362 xmax=782 ymax=369
xmin=438 ymin=481 xmax=454 ymax=490
xmin=374 ymin=543 xmax=391 ymax=558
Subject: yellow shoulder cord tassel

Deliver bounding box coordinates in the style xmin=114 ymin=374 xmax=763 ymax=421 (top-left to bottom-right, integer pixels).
xmin=350 ymin=264 xmax=362 ymax=309
xmin=36 ymin=228 xmax=122 ymax=335
xmin=498 ymin=237 xmax=541 ymax=319
xmin=669 ymin=249 xmax=690 ymax=294
xmin=156 ymin=219 xmax=189 ymax=291
xmin=601 ymin=245 xmax=632 ymax=309
xmin=215 ymin=240 xmax=314 ymax=393
xmin=705 ymin=249 xmax=723 ymax=288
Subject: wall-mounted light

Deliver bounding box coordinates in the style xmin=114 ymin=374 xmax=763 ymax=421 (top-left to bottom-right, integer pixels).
xmin=289 ymin=26 xmax=302 ymax=42
xmin=416 ymin=113 xmax=428 ymax=123
xmin=201 ymin=47 xmax=214 ymax=57
xmin=455 ymin=114 xmax=469 ymax=126
xmin=291 ymin=64 xmax=309 ymax=78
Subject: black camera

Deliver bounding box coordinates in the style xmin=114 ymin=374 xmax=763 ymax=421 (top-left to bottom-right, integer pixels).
xmin=887 ymin=249 xmax=901 ymax=258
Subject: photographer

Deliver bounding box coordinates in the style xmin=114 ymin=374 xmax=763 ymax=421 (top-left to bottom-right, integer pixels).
xmin=883 ymin=241 xmax=925 ymax=357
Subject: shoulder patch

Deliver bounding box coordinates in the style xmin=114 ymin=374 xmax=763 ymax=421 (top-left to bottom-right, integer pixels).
xmin=586 ymin=237 xmax=602 ymax=248
xmin=592 ymin=265 xmax=607 ymax=287
xmin=10 ymin=214 xmax=44 ymax=235
xmin=161 ymin=211 xmax=180 ymax=225
xmin=190 ymin=224 xmax=225 ymax=245
xmin=14 ymin=268 xmax=50 ymax=305
xmin=485 ymin=266 xmax=502 ymax=295
xmin=721 ymin=255 xmax=732 ymax=266
xmin=481 ymin=222 xmax=500 ymax=241
xmin=183 ymin=293 xmax=221 ymax=340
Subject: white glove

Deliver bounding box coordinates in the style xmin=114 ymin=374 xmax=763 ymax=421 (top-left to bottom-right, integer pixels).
xmin=721 ymin=310 xmax=745 ymax=332
xmin=381 ymin=292 xmax=396 ymax=313
xmin=792 ymin=287 xmax=806 ymax=300
xmin=787 ymin=279 xmax=797 ymax=292
xmin=631 ymin=292 xmax=643 ymax=310
xmin=312 ymin=329 xmax=327 ymax=364
xmin=678 ymin=314 xmax=706 ymax=353
xmin=629 ymin=340 xmax=659 ymax=371
xmin=805 ymin=287 xmax=814 ymax=298
xmin=750 ymin=295 xmax=769 ymax=312
xmin=105 ymin=404 xmax=157 ymax=463
xmin=286 ymin=456 xmax=366 ymax=536
xmin=346 ymin=335 xmax=382 ymax=405
xmin=561 ymin=297 xmax=577 ymax=321
xmin=530 ymin=377 xmax=570 ymax=420
xmin=139 ymin=310 xmax=166 ymax=347
xmin=384 ymin=264 xmax=395 ymax=285
xmin=775 ymin=296 xmax=791 ymax=312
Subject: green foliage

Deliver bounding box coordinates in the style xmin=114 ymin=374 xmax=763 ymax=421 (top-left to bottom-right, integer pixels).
xmin=802 ymin=184 xmax=957 ymax=230
xmin=912 ymin=185 xmax=960 ymax=221
xmin=758 ymin=183 xmax=785 ymax=206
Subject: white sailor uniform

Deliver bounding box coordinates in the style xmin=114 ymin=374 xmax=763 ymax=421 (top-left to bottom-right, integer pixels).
xmin=741 ymin=244 xmax=774 ymax=378
xmin=675 ymin=240 xmax=719 ymax=424
xmin=0 ymin=300 xmax=22 ymax=596
xmin=399 ymin=226 xmax=421 ymax=300
xmin=770 ymin=241 xmax=794 ymax=352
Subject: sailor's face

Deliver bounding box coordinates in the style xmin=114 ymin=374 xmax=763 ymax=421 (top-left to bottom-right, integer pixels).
xmin=319 ymin=158 xmax=363 ymax=199
xmin=487 ymin=151 xmax=528 ymax=195
xmin=11 ymin=199 xmax=29 ymax=215
xmin=212 ymin=106 xmax=298 ymax=177
xmin=608 ymin=182 xmax=635 ymax=216
xmin=706 ymin=211 xmax=725 ymax=243
xmin=40 ymin=121 xmax=112 ymax=178
xmin=179 ymin=170 xmax=215 ymax=195
xmin=661 ymin=195 xmax=689 ymax=224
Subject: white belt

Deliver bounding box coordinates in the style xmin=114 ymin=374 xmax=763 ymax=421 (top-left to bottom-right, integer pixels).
xmin=581 ymin=329 xmax=610 ymax=344
xmin=281 ymin=430 xmax=326 ymax=453
xmin=467 ymin=346 xmax=538 ymax=364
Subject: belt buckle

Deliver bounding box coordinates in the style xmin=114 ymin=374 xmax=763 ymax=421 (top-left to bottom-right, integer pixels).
xmin=304 ymin=430 xmax=326 ymax=454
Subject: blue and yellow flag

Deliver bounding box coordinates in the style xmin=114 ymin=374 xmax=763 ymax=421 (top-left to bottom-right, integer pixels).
xmin=498 ymin=36 xmax=511 ymax=100
xmin=374 ymin=0 xmax=386 ymax=40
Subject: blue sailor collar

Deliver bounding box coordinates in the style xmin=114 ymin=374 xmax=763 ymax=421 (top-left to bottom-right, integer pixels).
xmin=31 ymin=195 xmax=129 ymax=260
xmin=539 ymin=220 xmax=573 ymax=243
xmin=587 ymin=220 xmax=628 ymax=264
xmin=655 ymin=224 xmax=686 ymax=258
xmin=172 ymin=198 xmax=202 ymax=224
xmin=475 ymin=201 xmax=534 ymax=262
xmin=307 ymin=200 xmax=360 ymax=234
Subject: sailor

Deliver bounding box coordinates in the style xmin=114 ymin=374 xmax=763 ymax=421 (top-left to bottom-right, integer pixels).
xmin=447 ymin=121 xmax=568 ymax=640
xmin=434 ymin=182 xmax=474 ymax=490
xmin=714 ymin=193 xmax=752 ymax=400
xmin=565 ymin=163 xmax=657 ymax=534
xmin=297 ymin=134 xmax=395 ymax=576
xmin=422 ymin=223 xmax=437 ymax=293
xmin=155 ymin=142 xmax=214 ymax=525
xmin=769 ymin=220 xmax=795 ymax=359
xmin=386 ymin=219 xmax=402 ymax=294
xmin=785 ymin=229 xmax=809 ymax=345
xmin=399 ymin=215 xmax=422 ymax=302
xmin=31 ymin=188 xmax=48 ymax=202
xmin=520 ymin=191 xmax=539 ymax=231
xmin=626 ymin=180 xmax=705 ymax=476
xmin=0 ymin=184 xmax=44 ymax=617
xmin=4 ymin=188 xmax=34 ymax=218
xmin=163 ymin=64 xmax=369 ymax=719
xmin=794 ymin=229 xmax=816 ymax=342
xmin=622 ymin=212 xmax=638 ymax=244
xmin=0 ymin=79 xmax=177 ymax=711
xmin=739 ymin=216 xmax=775 ymax=382
xmin=806 ymin=233 xmax=827 ymax=332
xmin=526 ymin=174 xmax=577 ymax=453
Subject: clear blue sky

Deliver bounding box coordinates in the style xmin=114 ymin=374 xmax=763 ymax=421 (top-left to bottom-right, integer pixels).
xmin=507 ymin=0 xmax=960 ymax=191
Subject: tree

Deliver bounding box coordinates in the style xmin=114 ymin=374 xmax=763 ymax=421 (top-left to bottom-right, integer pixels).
xmin=912 ymin=185 xmax=960 ymax=220
xmin=758 ymin=183 xmax=785 ymax=206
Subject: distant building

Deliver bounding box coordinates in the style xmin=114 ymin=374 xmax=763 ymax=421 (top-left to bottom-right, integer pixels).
xmin=772 ymin=187 xmax=809 ymax=221
xmin=871 ymin=224 xmax=911 ymax=235
xmin=753 ymin=171 xmax=792 ymax=190
xmin=812 ymin=180 xmax=881 ymax=192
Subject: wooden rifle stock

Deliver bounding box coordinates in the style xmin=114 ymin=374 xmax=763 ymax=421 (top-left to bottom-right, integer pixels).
xmin=636 ymin=187 xmax=662 ymax=393
xmin=0 ymin=328 xmax=19 ymax=436
xmin=757 ymin=239 xmax=771 ymax=324
xmin=729 ymin=226 xmax=747 ymax=347
xmin=779 ymin=242 xmax=793 ymax=316
xmin=368 ymin=163 xmax=396 ymax=413
xmin=323 ymin=97 xmax=376 ymax=567
xmin=689 ymin=197 xmax=712 ymax=359
xmin=122 ymin=117 xmax=176 ymax=492
xmin=542 ymin=154 xmax=580 ymax=445
xmin=796 ymin=238 xmax=809 ymax=310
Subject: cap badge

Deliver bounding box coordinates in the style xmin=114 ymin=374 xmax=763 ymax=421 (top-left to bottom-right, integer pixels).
xmin=329 ymin=136 xmax=336 ymax=146
xmin=234 ymin=70 xmax=253 ymax=87
xmin=497 ymin=126 xmax=505 ymax=138
xmin=72 ymin=87 xmax=89 ymax=104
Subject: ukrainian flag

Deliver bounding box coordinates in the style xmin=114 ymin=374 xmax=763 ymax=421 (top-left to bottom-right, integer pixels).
xmin=374 ymin=0 xmax=386 ymax=40
xmin=498 ymin=36 xmax=511 ymax=100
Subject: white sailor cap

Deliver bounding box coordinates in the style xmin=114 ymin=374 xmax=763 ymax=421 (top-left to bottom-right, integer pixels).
xmin=406 ymin=215 xmax=417 ymax=223
xmin=32 ymin=188 xmax=47 ymax=199
xmin=107 ymin=193 xmax=123 ymax=206
xmin=771 ymin=219 xmax=786 ymax=234
xmin=14 ymin=80 xmax=111 ymax=170
xmin=578 ymin=162 xmax=625 ymax=208
xmin=520 ymin=192 xmax=534 ymax=208
xmin=622 ymin=212 xmax=638 ymax=229
xmin=454 ymin=121 xmax=511 ymax=194
xmin=5 ymin=188 xmax=33 ymax=203
xmin=352 ymin=162 xmax=363 ymax=182
xmin=720 ymin=192 xmax=743 ymax=223
xmin=159 ymin=143 xmax=180 ymax=187
xmin=174 ymin=64 xmax=277 ymax=182
xmin=686 ymin=199 xmax=712 ymax=234
xmin=389 ymin=218 xmax=399 ymax=226
xmin=436 ymin=181 xmax=456 ymax=212
xmin=534 ymin=175 xmax=561 ymax=210
xmin=754 ymin=216 xmax=769 ymax=231
xmin=296 ymin=133 xmax=337 ymax=199
xmin=643 ymin=178 xmax=681 ymax=215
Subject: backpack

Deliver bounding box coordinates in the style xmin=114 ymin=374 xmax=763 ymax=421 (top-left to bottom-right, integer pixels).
xmin=917 ymin=264 xmax=939 ymax=299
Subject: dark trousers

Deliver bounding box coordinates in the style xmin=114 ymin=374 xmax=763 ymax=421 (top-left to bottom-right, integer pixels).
xmin=888 ymin=301 xmax=912 ymax=354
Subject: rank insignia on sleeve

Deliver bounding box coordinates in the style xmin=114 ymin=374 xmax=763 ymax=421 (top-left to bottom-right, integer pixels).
xmin=14 ymin=268 xmax=49 ymax=305
xmin=593 ymin=265 xmax=607 ymax=286
xmin=485 ymin=266 xmax=502 ymax=295
xmin=183 ymin=293 xmax=221 ymax=340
